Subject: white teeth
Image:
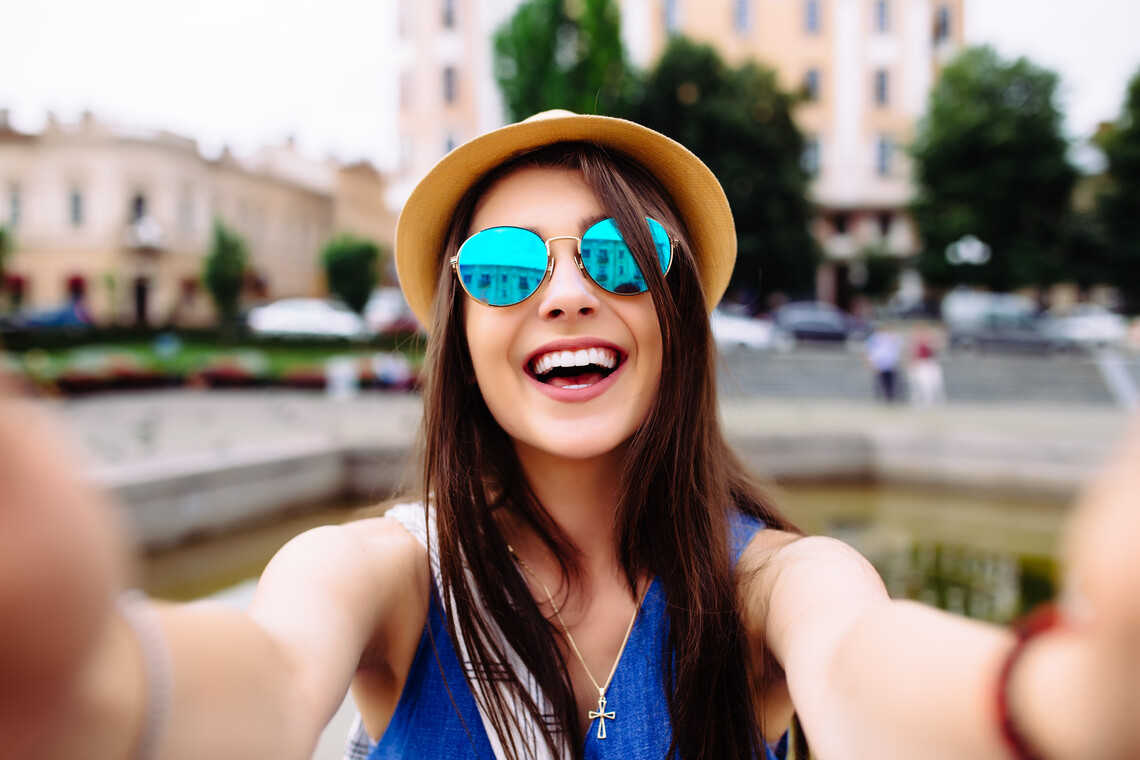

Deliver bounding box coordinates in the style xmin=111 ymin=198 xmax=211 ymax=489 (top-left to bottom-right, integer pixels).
xmin=531 ymin=347 xmax=619 ymax=376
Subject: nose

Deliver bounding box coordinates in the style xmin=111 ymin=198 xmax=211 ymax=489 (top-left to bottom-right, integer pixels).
xmin=536 ymin=238 xmax=599 ymax=320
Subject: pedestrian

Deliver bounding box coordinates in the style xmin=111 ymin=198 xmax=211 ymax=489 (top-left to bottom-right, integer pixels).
xmin=863 ymin=324 xmax=903 ymax=402
xmin=908 ymin=323 xmax=946 ymax=406
xmin=2 ymin=111 xmax=1138 ymax=760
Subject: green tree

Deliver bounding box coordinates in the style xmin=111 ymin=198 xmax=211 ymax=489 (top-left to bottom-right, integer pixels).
xmin=202 ymin=221 xmax=248 ymax=324
xmin=321 ymin=235 xmax=381 ymax=315
xmin=493 ymin=0 xmax=629 ymax=121
xmin=910 ymin=46 xmax=1077 ymax=292
xmin=1097 ymin=67 xmax=1140 ymax=313
xmin=625 ymin=38 xmax=820 ymax=306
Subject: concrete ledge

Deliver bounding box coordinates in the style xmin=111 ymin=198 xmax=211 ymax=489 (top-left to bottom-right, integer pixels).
xmin=97 ymin=442 xmax=349 ymax=550
xmin=866 ymin=430 xmax=1104 ymax=500
xmin=101 ymin=421 xmax=1107 ymax=551
xmin=730 ymin=432 xmax=873 ymax=483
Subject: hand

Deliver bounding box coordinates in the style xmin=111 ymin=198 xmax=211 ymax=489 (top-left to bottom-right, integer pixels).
xmin=1053 ymin=417 xmax=1140 ymax=756
xmin=0 ymin=378 xmax=130 ymax=757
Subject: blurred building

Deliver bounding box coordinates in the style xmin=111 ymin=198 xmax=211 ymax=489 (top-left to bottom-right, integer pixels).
xmin=391 ymin=0 xmax=520 ymax=204
xmin=393 ymin=0 xmax=965 ymax=303
xmin=0 ymin=110 xmax=395 ymax=325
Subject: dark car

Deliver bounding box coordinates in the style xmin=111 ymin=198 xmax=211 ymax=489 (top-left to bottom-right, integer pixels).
xmin=942 ymin=291 xmax=1076 ymax=355
xmin=773 ymin=301 xmax=869 ymax=347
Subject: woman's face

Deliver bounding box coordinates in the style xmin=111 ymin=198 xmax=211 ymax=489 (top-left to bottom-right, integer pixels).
xmin=463 ymin=166 xmax=663 ymax=463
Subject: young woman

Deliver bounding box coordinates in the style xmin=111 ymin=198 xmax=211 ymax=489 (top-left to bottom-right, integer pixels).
xmin=1 ymin=111 xmax=1136 ymax=760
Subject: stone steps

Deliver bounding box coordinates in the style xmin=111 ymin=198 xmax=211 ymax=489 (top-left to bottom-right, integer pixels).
xmin=717 ymin=348 xmax=1120 ymax=405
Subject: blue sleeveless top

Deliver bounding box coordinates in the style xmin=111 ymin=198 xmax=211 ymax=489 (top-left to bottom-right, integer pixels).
xmin=366 ymin=512 xmax=785 ymax=760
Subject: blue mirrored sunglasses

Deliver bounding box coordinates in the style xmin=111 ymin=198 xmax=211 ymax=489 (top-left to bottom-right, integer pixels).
xmin=451 ymin=217 xmax=674 ymax=307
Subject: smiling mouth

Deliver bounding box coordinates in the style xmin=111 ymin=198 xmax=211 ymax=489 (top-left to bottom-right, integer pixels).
xmin=529 ymin=347 xmax=620 ymax=389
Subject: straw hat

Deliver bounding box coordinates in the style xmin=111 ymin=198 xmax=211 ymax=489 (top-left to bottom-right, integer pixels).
xmin=395 ymin=110 xmax=735 ymax=328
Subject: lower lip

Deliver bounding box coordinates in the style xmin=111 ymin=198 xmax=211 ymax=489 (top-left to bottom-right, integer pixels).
xmin=525 ymin=361 xmax=625 ymax=402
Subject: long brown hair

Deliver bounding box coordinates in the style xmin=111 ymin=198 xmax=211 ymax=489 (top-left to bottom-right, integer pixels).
xmin=418 ymin=141 xmax=797 ymax=760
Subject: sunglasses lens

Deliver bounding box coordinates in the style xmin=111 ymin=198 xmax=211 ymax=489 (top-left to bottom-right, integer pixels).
xmin=580 ymin=218 xmax=672 ymax=296
xmin=456 ymin=227 xmax=548 ymax=306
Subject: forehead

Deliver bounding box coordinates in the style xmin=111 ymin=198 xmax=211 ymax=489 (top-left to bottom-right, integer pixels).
xmin=469 ymin=166 xmax=602 ymax=234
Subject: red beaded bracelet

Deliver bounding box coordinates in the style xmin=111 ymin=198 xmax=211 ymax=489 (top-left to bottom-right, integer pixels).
xmin=996 ymin=603 xmax=1061 ymax=760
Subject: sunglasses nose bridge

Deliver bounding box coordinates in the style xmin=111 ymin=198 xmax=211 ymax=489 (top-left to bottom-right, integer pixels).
xmin=543 ymin=234 xmax=584 ymax=274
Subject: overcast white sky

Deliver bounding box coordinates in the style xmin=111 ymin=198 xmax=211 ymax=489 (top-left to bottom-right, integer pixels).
xmin=1 ymin=0 xmax=1137 ymax=170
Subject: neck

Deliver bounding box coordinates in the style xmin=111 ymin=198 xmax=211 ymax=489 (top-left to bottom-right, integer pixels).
xmin=507 ymin=441 xmax=627 ymax=581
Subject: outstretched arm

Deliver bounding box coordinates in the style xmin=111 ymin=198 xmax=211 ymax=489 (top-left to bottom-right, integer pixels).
xmin=743 ymin=422 xmax=1140 ymax=760
xmin=0 ymin=389 xmax=427 ymax=760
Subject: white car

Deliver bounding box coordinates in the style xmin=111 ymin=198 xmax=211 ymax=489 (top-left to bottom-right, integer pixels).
xmin=1040 ymin=304 xmax=1127 ymax=348
xmin=710 ymin=310 xmax=792 ymax=351
xmin=364 ymin=287 xmax=422 ymax=334
xmin=247 ymin=298 xmax=367 ymax=338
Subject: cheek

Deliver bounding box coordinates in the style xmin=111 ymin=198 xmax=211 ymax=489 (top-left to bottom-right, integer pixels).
xmin=464 ymin=305 xmax=520 ymax=409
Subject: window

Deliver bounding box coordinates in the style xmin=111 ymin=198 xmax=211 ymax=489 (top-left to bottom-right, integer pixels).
xmin=443 ymin=66 xmax=457 ymax=104
xmin=876 ymin=135 xmax=892 ymax=176
xmin=833 ymin=212 xmax=849 ymax=235
xmin=804 ymin=68 xmax=821 ymax=102
xmin=734 ymin=0 xmax=750 ymax=32
xmin=801 ymin=137 xmax=821 ymax=177
xmin=8 ymin=184 xmax=20 ymax=226
xmin=442 ymin=0 xmax=455 ymax=29
xmin=664 ymin=0 xmax=680 ymax=34
xmin=180 ymin=186 xmax=194 ymax=235
xmin=444 ymin=132 xmax=457 ymax=154
xmin=878 ymin=211 xmax=893 ymax=238
xmin=935 ymin=5 xmax=951 ymax=42
xmin=66 ymin=275 xmax=86 ymax=300
xmin=131 ymin=192 xmax=148 ymax=222
xmin=874 ymin=69 xmax=890 ymax=106
xmin=399 ymin=135 xmax=413 ymax=170
xmin=400 ymin=71 xmax=414 ymax=108
xmin=874 ymin=0 xmax=889 ymax=33
xmin=69 ymin=188 xmax=84 ymax=227
xmin=398 ymin=0 xmax=413 ymax=37
xmin=805 ymin=0 xmax=821 ymax=33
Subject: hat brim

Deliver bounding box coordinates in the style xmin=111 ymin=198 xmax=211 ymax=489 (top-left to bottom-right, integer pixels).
xmin=395 ymin=110 xmax=735 ymax=329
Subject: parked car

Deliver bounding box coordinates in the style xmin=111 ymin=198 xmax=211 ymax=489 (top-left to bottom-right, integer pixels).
xmin=4 ymin=301 xmax=93 ymax=330
xmin=710 ymin=309 xmax=792 ymax=351
xmin=364 ymin=287 xmax=422 ymax=335
xmin=941 ymin=290 xmax=1074 ymax=354
xmin=772 ymin=301 xmax=868 ymax=347
xmin=246 ymin=298 xmax=367 ymax=338
xmin=1039 ymin=304 xmax=1127 ymax=349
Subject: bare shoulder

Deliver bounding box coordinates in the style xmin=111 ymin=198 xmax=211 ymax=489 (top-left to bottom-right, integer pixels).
xmin=736 ymin=530 xmax=889 ymax=666
xmin=248 ymin=514 xmax=430 ymax=667
xmin=739 ymin=530 xmax=882 ymax=580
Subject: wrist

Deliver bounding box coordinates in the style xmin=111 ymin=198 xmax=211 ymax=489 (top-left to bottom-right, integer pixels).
xmin=1000 ymin=604 xmax=1127 ymax=760
xmin=116 ymin=591 xmax=173 ymax=760
xmin=997 ymin=604 xmax=1059 ymax=760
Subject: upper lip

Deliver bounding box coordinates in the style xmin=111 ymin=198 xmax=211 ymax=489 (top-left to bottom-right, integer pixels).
xmin=525 ymin=338 xmax=625 ymax=377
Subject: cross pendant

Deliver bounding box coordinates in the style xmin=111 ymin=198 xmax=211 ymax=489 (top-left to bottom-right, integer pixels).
xmin=588 ymin=695 xmax=616 ymax=739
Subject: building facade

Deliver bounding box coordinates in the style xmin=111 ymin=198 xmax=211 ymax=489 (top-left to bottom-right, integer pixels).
xmin=393 ymin=0 xmax=965 ymax=304
xmin=624 ymin=0 xmax=965 ymax=302
xmin=0 ymin=110 xmax=394 ymax=325
xmin=392 ymin=0 xmax=522 ymax=205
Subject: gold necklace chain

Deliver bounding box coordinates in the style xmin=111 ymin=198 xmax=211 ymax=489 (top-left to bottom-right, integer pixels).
xmin=507 ymin=544 xmax=645 ymax=740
